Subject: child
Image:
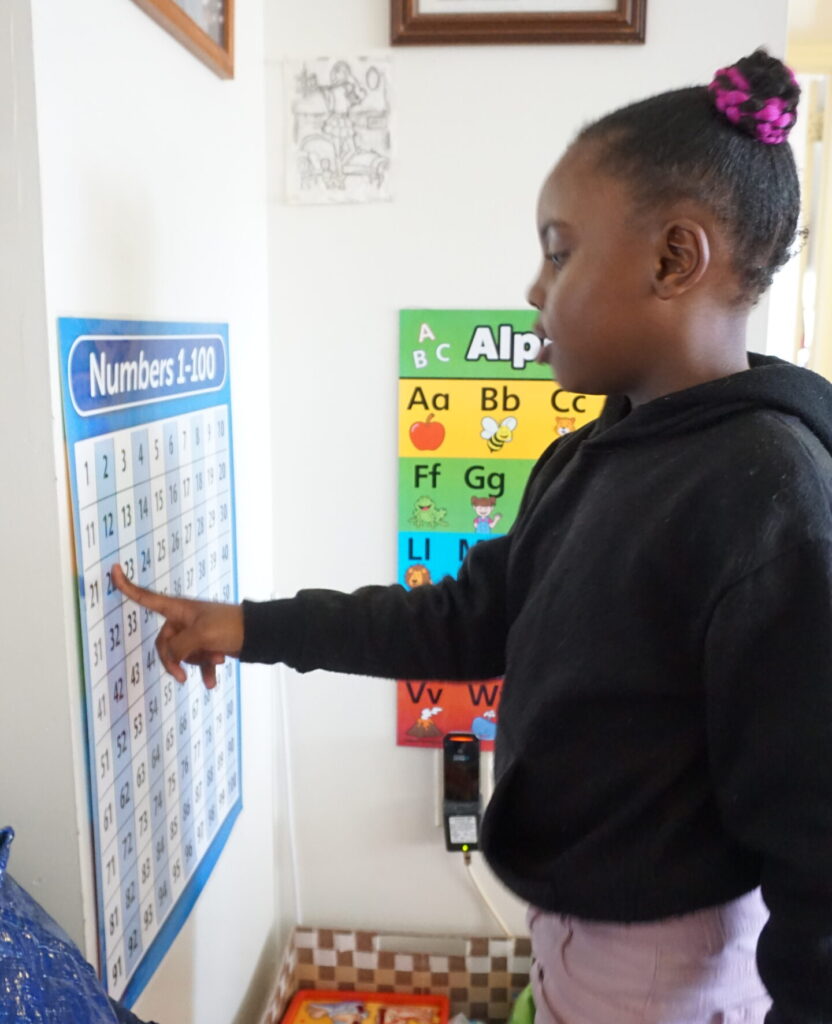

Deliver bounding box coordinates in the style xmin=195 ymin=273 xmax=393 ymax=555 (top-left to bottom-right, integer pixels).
xmin=472 ymin=495 xmax=503 ymax=534
xmin=113 ymin=50 xmax=832 ymax=1023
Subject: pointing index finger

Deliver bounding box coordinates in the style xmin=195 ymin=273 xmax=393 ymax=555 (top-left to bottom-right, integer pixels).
xmin=111 ymin=563 xmax=178 ymax=618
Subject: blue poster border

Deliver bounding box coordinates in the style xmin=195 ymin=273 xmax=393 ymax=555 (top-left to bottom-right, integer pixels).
xmin=57 ymin=317 xmax=244 ymax=1006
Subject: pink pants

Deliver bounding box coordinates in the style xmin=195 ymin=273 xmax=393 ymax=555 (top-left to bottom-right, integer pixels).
xmin=528 ymin=889 xmax=771 ymax=1024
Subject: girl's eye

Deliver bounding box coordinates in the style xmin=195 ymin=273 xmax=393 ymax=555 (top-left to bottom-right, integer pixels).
xmin=548 ymin=251 xmax=570 ymax=269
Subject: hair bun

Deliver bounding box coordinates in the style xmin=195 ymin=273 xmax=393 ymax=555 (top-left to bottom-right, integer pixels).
xmin=708 ymin=49 xmax=800 ymax=145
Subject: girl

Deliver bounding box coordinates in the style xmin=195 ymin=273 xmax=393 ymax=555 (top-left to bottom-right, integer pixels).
xmin=113 ymin=51 xmax=832 ymax=1023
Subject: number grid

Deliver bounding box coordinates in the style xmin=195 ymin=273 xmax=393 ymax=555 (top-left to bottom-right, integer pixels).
xmin=73 ymin=406 xmax=241 ymax=1003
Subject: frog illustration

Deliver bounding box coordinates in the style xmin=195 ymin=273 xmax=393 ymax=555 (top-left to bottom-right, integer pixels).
xmin=409 ymin=495 xmax=448 ymax=527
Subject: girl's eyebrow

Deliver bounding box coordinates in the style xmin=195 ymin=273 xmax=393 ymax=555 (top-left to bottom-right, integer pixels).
xmin=538 ymin=219 xmax=571 ymax=241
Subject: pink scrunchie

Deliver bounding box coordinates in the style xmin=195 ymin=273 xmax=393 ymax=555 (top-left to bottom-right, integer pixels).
xmin=708 ymin=62 xmax=797 ymax=144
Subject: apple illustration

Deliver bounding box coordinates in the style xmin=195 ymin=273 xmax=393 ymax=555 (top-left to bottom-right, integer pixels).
xmin=409 ymin=413 xmax=445 ymax=451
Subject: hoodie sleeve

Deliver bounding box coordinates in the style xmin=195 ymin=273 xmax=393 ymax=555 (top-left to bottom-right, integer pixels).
xmin=237 ymin=428 xmax=581 ymax=678
xmin=239 ymin=530 xmax=511 ymax=680
xmin=703 ymin=539 xmax=832 ymax=1024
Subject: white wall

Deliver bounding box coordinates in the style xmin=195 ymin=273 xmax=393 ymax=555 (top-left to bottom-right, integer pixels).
xmin=0 ymin=0 xmax=85 ymax=946
xmin=788 ymin=0 xmax=832 ymax=384
xmin=265 ymin=0 xmax=789 ymax=938
xmin=0 ymin=1 xmax=290 ymax=1022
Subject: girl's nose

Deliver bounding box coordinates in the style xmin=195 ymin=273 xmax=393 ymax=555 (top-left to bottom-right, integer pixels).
xmin=527 ymin=266 xmax=544 ymax=310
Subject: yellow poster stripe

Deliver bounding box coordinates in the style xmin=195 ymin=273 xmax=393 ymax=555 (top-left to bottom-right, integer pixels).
xmin=399 ymin=379 xmax=605 ymax=460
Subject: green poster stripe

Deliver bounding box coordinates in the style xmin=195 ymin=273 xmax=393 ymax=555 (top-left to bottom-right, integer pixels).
xmin=399 ymin=309 xmax=554 ymax=381
xmin=399 ymin=456 xmax=536 ymax=533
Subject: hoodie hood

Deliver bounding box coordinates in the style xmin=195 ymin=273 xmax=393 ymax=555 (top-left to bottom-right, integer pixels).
xmin=588 ymin=354 xmax=832 ymax=455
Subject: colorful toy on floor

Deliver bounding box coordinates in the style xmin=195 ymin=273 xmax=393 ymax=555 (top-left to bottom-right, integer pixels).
xmin=283 ymin=990 xmax=449 ymax=1024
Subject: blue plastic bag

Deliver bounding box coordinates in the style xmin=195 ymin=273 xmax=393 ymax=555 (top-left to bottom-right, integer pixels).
xmin=0 ymin=825 xmax=119 ymax=1023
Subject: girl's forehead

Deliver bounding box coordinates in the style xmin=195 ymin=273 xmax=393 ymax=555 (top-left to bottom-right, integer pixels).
xmin=538 ymin=154 xmax=605 ymax=222
xmin=537 ymin=146 xmax=640 ymax=232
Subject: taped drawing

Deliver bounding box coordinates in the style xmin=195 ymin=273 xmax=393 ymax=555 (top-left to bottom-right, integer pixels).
xmin=285 ymin=57 xmax=392 ymax=205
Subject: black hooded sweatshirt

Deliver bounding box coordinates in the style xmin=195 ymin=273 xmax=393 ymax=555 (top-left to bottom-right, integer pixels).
xmin=242 ymin=355 xmax=832 ymax=1023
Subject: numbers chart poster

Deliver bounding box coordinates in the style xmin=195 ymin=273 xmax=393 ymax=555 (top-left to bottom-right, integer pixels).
xmin=396 ymin=310 xmax=604 ymax=749
xmin=58 ymin=318 xmax=243 ymax=1005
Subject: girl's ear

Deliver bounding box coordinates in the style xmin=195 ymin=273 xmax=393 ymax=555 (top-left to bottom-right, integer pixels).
xmin=654 ymin=219 xmax=711 ymax=299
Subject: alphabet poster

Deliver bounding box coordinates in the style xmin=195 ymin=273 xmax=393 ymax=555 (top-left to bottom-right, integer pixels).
xmin=396 ymin=310 xmax=604 ymax=749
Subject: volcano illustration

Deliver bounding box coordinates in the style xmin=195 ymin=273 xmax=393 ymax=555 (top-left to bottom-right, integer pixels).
xmin=406 ymin=717 xmax=442 ymax=739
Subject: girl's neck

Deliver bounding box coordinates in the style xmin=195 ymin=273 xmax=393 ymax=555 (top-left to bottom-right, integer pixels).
xmin=627 ymin=317 xmax=749 ymax=407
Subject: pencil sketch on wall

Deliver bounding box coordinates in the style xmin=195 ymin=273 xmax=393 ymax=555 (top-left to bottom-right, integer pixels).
xmin=285 ymin=56 xmax=392 ymax=205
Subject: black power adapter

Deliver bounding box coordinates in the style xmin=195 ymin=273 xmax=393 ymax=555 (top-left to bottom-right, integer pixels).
xmin=442 ymin=732 xmax=481 ymax=852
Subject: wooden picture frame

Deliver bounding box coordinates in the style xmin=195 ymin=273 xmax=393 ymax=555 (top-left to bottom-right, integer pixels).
xmin=131 ymin=0 xmax=235 ymax=78
xmin=391 ymin=0 xmax=646 ymax=45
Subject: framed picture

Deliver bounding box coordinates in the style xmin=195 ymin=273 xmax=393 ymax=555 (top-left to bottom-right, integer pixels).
xmin=131 ymin=0 xmax=234 ymax=78
xmin=391 ymin=0 xmax=646 ymax=45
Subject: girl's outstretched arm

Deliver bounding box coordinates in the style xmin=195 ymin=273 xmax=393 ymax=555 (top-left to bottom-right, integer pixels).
xmin=240 ymin=532 xmax=511 ymax=682
xmin=112 ymin=531 xmax=511 ymax=689
xmin=236 ymin=432 xmax=573 ymax=682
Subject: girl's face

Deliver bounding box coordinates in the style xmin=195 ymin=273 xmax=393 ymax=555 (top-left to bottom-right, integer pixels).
xmin=528 ymin=143 xmax=666 ymax=399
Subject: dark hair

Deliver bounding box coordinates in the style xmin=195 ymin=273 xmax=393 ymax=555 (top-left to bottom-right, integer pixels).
xmin=577 ymin=49 xmax=802 ymax=304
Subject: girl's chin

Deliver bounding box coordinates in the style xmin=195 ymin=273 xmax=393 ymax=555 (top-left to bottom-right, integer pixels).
xmin=550 ymin=360 xmax=605 ymax=397
xmin=548 ymin=357 xmax=581 ymax=391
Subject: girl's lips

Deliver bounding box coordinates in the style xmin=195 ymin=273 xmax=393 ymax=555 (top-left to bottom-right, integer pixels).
xmin=535 ymin=337 xmax=554 ymax=364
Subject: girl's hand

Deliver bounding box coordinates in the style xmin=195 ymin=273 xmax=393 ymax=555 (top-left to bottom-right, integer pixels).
xmin=111 ymin=564 xmax=244 ymax=689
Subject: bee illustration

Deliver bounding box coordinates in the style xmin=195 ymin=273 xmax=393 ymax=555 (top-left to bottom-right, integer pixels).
xmin=481 ymin=416 xmax=517 ymax=453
